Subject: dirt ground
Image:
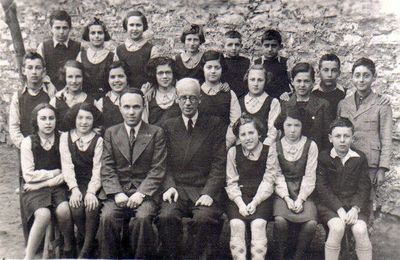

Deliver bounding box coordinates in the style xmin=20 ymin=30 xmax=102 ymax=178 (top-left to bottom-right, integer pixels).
xmin=0 ymin=145 xmax=25 ymax=259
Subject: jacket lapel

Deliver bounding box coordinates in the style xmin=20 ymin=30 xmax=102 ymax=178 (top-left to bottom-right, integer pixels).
xmin=115 ymin=124 xmax=131 ymax=163
xmin=131 ymin=122 xmax=154 ymax=164
xmin=353 ymin=93 xmax=377 ymax=119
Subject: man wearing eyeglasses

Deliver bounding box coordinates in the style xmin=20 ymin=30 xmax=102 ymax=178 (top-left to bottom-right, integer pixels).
xmin=157 ymin=78 xmax=227 ymax=259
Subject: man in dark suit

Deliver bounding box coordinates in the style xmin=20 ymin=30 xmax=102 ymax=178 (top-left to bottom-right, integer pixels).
xmin=157 ymin=78 xmax=227 ymax=259
xmin=98 ymin=88 xmax=167 ymax=259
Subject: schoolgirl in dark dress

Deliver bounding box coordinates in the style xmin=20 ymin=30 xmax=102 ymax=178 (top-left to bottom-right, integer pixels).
xmin=198 ymin=50 xmax=241 ymax=148
xmin=49 ymin=60 xmax=95 ymax=132
xmin=141 ymin=56 xmax=180 ymax=126
xmin=174 ymin=24 xmax=205 ymax=83
xmin=20 ymin=103 xmax=74 ymax=259
xmin=225 ymin=114 xmax=276 ymax=260
xmin=78 ymin=17 xmax=114 ymax=100
xmin=115 ymin=10 xmax=154 ymax=89
xmin=273 ymin=106 xmax=318 ymax=260
xmin=61 ymin=102 xmax=103 ymax=258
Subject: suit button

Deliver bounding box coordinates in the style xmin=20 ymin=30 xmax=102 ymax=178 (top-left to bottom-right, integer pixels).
xmin=128 ymin=165 xmax=131 ymax=168
xmin=124 ymin=186 xmax=129 ymax=191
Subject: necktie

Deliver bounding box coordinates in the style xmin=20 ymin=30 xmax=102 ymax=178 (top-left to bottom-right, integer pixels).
xmin=187 ymin=119 xmax=193 ymax=136
xmin=129 ymin=128 xmax=136 ymax=149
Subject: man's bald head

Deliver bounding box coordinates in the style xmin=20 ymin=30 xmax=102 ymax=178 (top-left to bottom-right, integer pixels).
xmin=176 ymin=78 xmax=201 ymax=97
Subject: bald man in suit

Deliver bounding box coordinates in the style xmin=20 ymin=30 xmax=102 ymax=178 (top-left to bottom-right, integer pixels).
xmin=98 ymin=88 xmax=166 ymax=259
xmin=157 ymin=78 xmax=227 ymax=259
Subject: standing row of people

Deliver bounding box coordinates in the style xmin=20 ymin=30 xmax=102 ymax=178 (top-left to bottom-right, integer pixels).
xmin=9 ymin=8 xmax=392 ymax=260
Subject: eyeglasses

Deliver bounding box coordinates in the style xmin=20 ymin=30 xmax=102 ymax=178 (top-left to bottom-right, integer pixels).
xmin=177 ymin=96 xmax=199 ymax=103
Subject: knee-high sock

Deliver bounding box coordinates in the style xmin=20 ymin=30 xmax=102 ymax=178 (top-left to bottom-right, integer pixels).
xmin=352 ymin=221 xmax=372 ymax=260
xmin=229 ymin=219 xmax=246 ymax=260
xmin=251 ymin=219 xmax=267 ymax=260
xmin=79 ymin=207 xmax=100 ymax=256
xmin=325 ymin=218 xmax=345 ymax=260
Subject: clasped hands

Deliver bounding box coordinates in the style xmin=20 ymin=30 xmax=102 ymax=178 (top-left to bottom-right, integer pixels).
xmin=337 ymin=207 xmax=359 ymax=225
xmin=237 ymin=199 xmax=258 ymax=217
xmin=69 ymin=187 xmax=99 ymax=211
xmin=115 ymin=192 xmax=144 ymax=209
xmin=284 ymin=196 xmax=304 ymax=214
xmin=162 ymin=187 xmax=214 ymax=207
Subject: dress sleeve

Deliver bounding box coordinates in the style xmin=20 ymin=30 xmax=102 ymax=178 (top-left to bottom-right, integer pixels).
xmin=225 ymin=147 xmax=242 ymax=201
xmin=264 ymin=98 xmax=281 ymax=146
xmin=87 ymin=137 xmax=103 ymax=194
xmin=60 ymin=132 xmax=78 ymax=190
xmin=297 ymin=141 xmax=318 ymax=201
xmin=273 ymin=143 xmax=290 ymax=198
xmin=226 ymin=90 xmax=241 ymax=148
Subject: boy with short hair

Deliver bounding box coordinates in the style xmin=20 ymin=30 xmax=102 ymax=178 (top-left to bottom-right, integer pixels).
xmin=9 ymin=51 xmax=56 ymax=149
xmin=253 ymin=29 xmax=291 ymax=99
xmin=220 ymin=30 xmax=250 ymax=99
xmin=37 ymin=10 xmax=81 ymax=90
xmin=312 ymin=54 xmax=346 ymax=120
xmin=317 ymin=117 xmax=372 ymax=260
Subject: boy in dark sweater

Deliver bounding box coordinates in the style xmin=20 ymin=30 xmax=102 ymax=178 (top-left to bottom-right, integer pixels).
xmin=221 ymin=30 xmax=250 ymax=99
xmin=312 ymin=54 xmax=346 ymax=120
xmin=37 ymin=10 xmax=81 ymax=90
xmin=253 ymin=29 xmax=291 ymax=99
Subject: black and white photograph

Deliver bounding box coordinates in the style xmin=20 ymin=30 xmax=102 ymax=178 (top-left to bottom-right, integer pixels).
xmin=0 ymin=0 xmax=399 ymax=259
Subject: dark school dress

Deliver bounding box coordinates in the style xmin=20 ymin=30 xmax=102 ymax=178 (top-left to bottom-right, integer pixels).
xmin=68 ymin=133 xmax=100 ymax=195
xmin=80 ymin=49 xmax=114 ymax=100
xmin=175 ymin=54 xmax=205 ymax=83
xmin=273 ymin=138 xmax=318 ymax=223
xmin=147 ymin=98 xmax=181 ymax=126
xmin=316 ymin=149 xmax=371 ymax=224
xmin=102 ymin=95 xmax=124 ymax=130
xmin=116 ymin=42 xmax=152 ymax=89
xmin=55 ymin=95 xmax=95 ymax=132
xmin=238 ymin=95 xmax=273 ymax=141
xmin=226 ymin=144 xmax=273 ymax=221
xmin=198 ymin=89 xmax=231 ymax=127
xmin=21 ymin=135 xmax=68 ymax=223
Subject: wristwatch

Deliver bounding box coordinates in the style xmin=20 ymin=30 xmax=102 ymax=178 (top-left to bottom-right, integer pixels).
xmin=353 ymin=206 xmax=361 ymax=213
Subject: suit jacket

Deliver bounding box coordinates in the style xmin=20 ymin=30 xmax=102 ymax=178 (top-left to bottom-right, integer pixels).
xmin=99 ymin=122 xmax=167 ymax=200
xmin=281 ymin=94 xmax=332 ymax=151
xmin=316 ymin=149 xmax=371 ymax=212
xmin=337 ymin=92 xmax=392 ymax=169
xmin=162 ymin=113 xmax=226 ymax=202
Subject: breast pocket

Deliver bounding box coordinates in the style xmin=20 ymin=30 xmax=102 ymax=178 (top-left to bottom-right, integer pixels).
xmin=363 ymin=119 xmax=378 ymax=131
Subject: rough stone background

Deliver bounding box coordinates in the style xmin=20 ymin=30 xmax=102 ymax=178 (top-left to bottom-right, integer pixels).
xmin=0 ymin=0 xmax=399 ymax=259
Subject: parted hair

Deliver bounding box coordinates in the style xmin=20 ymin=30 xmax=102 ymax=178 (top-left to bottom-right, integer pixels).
xmin=63 ymin=102 xmax=103 ymax=131
xmin=119 ymin=87 xmax=145 ymax=105
xmin=329 ymin=117 xmax=354 ymax=134
xmin=232 ymin=113 xmax=266 ymax=139
xmin=180 ymin=24 xmax=205 ymax=44
xmin=274 ymin=106 xmax=312 ymax=137
xmin=290 ymin=62 xmax=315 ymax=82
xmin=49 ymin=10 xmax=72 ymax=28
xmin=319 ymin=53 xmax=341 ymax=70
xmin=145 ymin=57 xmax=176 ymax=85
xmin=202 ymin=50 xmax=222 ymax=63
xmin=59 ymin=60 xmax=85 ymax=87
xmin=107 ymin=61 xmax=131 ymax=80
xmin=352 ymin=57 xmax=376 ymax=75
xmin=82 ymin=17 xmax=111 ymax=42
xmin=30 ymin=103 xmax=59 ymax=152
xmin=122 ymin=10 xmax=148 ymax=31
xmin=22 ymin=51 xmax=45 ymax=67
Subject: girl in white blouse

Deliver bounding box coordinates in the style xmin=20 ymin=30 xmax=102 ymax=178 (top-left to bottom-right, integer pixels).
xmin=225 ymin=114 xmax=277 ymax=260
xmin=20 ymin=103 xmax=74 ymax=259
xmin=272 ymin=106 xmax=318 ymax=260
xmin=60 ymin=102 xmax=103 ymax=258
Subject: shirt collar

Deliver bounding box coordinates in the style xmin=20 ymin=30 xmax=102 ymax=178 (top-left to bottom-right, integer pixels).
xmin=125 ymin=38 xmax=147 ymax=51
xmin=181 ymin=51 xmax=203 ymax=63
xmin=39 ymin=134 xmax=55 ymax=148
xmin=182 ymin=112 xmax=199 ymax=128
xmin=355 ymin=90 xmax=372 ymax=102
xmin=106 ymin=91 xmax=121 ymax=104
xmin=201 ymin=83 xmax=221 ymax=95
xmin=242 ymin=141 xmax=263 ymax=159
xmin=330 ymin=147 xmax=360 ymax=164
xmin=261 ymin=55 xmax=281 ymax=63
xmin=53 ymin=38 xmax=70 ymax=48
xmin=124 ymin=121 xmax=142 ymax=139
xmin=22 ymin=82 xmax=50 ymax=95
xmin=70 ymin=129 xmax=96 ymax=143
xmin=313 ymin=83 xmax=345 ymax=92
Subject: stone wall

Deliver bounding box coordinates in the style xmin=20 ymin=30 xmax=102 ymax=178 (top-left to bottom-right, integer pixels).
xmin=0 ymin=0 xmax=399 ymax=258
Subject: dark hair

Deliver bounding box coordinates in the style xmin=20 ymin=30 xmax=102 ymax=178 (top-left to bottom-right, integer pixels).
xmin=224 ymin=30 xmax=242 ymax=40
xmin=261 ymin=29 xmax=282 ymax=45
xmin=122 ymin=10 xmax=148 ymax=31
xmin=145 ymin=57 xmax=176 ymax=85
xmin=119 ymin=87 xmax=144 ymax=105
xmin=59 ymin=60 xmax=85 ymax=87
xmin=352 ymin=57 xmax=376 ymax=75
xmin=180 ymin=24 xmax=205 ymax=44
xmin=274 ymin=106 xmax=312 ymax=137
xmin=329 ymin=117 xmax=354 ymax=134
xmin=82 ymin=17 xmax=111 ymax=42
xmin=49 ymin=10 xmax=72 ymax=28
xmin=319 ymin=53 xmax=341 ymax=70
xmin=202 ymin=50 xmax=222 ymax=64
xmin=232 ymin=113 xmax=266 ymax=139
xmin=290 ymin=62 xmax=315 ymax=82
xmin=30 ymin=103 xmax=58 ymax=152
xmin=63 ymin=102 xmax=103 ymax=131
xmin=107 ymin=61 xmax=131 ymax=79
xmin=23 ymin=51 xmax=45 ymax=67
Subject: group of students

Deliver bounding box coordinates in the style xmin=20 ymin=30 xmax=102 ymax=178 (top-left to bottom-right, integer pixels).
xmin=8 ymin=8 xmax=393 ymax=260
